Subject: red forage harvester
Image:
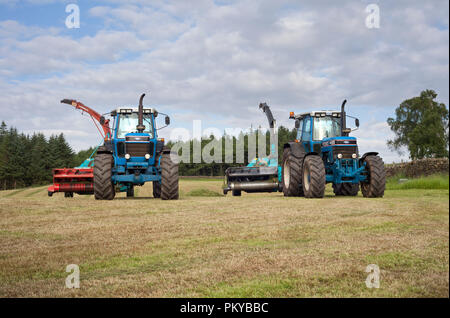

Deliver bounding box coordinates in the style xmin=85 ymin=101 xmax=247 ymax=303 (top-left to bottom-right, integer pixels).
xmin=48 ymin=99 xmax=111 ymax=198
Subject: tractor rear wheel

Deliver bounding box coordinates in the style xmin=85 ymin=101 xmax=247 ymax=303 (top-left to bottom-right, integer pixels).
xmin=333 ymin=183 xmax=359 ymax=196
xmin=232 ymin=190 xmax=241 ymax=196
xmin=160 ymin=152 xmax=179 ymax=200
xmin=126 ymin=186 xmax=134 ymax=198
xmin=302 ymin=155 xmax=326 ymax=198
xmin=361 ymin=155 xmax=385 ymax=198
xmin=153 ymin=181 xmax=161 ymax=198
xmin=94 ymin=153 xmax=115 ymax=200
xmin=282 ymin=148 xmax=304 ymax=197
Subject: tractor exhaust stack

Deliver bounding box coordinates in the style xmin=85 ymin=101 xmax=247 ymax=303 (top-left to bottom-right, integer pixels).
xmin=137 ymin=93 xmax=146 ymax=133
xmin=341 ymin=99 xmax=348 ymax=136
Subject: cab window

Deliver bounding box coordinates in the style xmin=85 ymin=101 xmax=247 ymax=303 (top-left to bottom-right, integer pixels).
xmin=301 ymin=117 xmax=311 ymax=141
xmin=117 ymin=113 xmax=154 ymax=139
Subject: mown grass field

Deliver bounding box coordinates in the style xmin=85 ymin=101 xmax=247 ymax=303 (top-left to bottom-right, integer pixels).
xmin=0 ymin=176 xmax=448 ymax=297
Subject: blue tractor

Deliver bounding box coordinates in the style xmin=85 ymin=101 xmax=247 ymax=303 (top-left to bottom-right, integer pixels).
xmin=93 ymin=93 xmax=179 ymax=200
xmin=282 ymin=100 xmax=385 ymax=198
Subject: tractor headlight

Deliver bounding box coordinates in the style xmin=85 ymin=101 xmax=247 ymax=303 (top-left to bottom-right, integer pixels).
xmin=337 ymin=153 xmax=343 ymax=159
xmin=145 ymin=154 xmax=151 ymax=160
xmin=125 ymin=154 xmax=131 ymax=160
xmin=352 ymin=153 xmax=357 ymax=159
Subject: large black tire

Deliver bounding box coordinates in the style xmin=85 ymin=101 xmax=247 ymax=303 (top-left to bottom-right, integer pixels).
xmin=282 ymin=147 xmax=304 ymax=197
xmin=160 ymin=152 xmax=179 ymax=200
xmin=361 ymin=155 xmax=385 ymax=198
xmin=126 ymin=186 xmax=134 ymax=198
xmin=333 ymin=183 xmax=359 ymax=196
xmin=153 ymin=181 xmax=161 ymax=198
xmin=232 ymin=190 xmax=241 ymax=196
xmin=302 ymin=155 xmax=326 ymax=198
xmin=94 ymin=153 xmax=115 ymax=200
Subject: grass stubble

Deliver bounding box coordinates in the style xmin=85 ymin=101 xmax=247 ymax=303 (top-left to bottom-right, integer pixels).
xmin=0 ymin=177 xmax=448 ymax=297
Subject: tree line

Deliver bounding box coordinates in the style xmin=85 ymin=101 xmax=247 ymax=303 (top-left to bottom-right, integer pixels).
xmin=0 ymin=121 xmax=91 ymax=190
xmin=168 ymin=126 xmax=298 ymax=176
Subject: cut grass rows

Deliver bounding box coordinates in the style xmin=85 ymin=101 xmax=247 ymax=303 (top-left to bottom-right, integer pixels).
xmin=0 ymin=176 xmax=448 ymax=297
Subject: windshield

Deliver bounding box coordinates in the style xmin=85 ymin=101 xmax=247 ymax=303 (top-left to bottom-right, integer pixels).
xmin=313 ymin=116 xmax=341 ymax=140
xmin=117 ymin=113 xmax=154 ymax=138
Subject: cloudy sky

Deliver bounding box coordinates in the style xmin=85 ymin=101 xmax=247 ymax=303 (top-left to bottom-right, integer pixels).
xmin=0 ymin=0 xmax=448 ymax=163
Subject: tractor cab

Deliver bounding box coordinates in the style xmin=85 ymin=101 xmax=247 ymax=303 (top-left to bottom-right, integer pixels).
xmin=292 ymin=110 xmax=360 ymax=163
xmin=111 ymin=107 xmax=159 ymax=167
xmin=292 ymin=110 xmax=344 ymax=154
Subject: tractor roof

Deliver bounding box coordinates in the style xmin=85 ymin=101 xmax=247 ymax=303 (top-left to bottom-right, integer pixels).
xmin=294 ymin=110 xmax=341 ymax=119
xmin=112 ymin=107 xmax=157 ymax=115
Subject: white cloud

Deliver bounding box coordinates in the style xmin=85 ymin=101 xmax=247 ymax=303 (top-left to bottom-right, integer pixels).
xmin=0 ymin=0 xmax=448 ymax=165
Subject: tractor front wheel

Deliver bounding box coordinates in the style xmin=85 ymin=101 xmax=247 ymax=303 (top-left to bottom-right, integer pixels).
xmin=281 ymin=148 xmax=304 ymax=197
xmin=302 ymin=155 xmax=325 ymax=198
xmin=160 ymin=152 xmax=179 ymax=200
xmin=153 ymin=181 xmax=161 ymax=198
xmin=126 ymin=186 xmax=134 ymax=198
xmin=94 ymin=153 xmax=115 ymax=200
xmin=333 ymin=183 xmax=359 ymax=196
xmin=360 ymin=155 xmax=385 ymax=198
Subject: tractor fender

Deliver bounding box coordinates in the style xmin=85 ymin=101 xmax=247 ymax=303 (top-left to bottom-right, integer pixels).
xmin=283 ymin=142 xmax=305 ymax=159
xmin=162 ymin=146 xmax=172 ymax=154
xmin=304 ymin=151 xmax=320 ymax=158
xmin=97 ymin=142 xmax=113 ymax=155
xmin=359 ymin=152 xmax=379 ymax=164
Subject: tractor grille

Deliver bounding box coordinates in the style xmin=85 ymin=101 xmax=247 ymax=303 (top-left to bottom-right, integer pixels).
xmin=126 ymin=142 xmax=153 ymax=157
xmin=332 ymin=145 xmax=358 ymax=159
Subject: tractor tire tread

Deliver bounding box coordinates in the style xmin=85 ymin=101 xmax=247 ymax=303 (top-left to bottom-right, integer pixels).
xmin=282 ymin=147 xmax=304 ymax=197
xmin=94 ymin=153 xmax=115 ymax=200
xmin=160 ymin=152 xmax=179 ymax=200
xmin=361 ymin=155 xmax=386 ymax=198
xmin=303 ymin=155 xmax=326 ymax=198
xmin=333 ymin=183 xmax=359 ymax=196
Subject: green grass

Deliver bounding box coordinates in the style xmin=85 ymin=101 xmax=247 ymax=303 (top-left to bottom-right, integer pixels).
xmin=186 ymin=188 xmax=223 ymax=197
xmin=0 ymin=179 xmax=448 ymax=297
xmin=386 ymin=174 xmax=449 ymax=190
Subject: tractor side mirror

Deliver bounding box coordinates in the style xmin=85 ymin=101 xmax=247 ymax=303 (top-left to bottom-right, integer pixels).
xmin=355 ymin=118 xmax=360 ymax=127
xmin=295 ymin=119 xmax=300 ymax=129
xmin=165 ymin=116 xmax=170 ymax=126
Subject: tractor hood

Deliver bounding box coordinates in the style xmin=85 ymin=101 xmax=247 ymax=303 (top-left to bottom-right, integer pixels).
xmin=321 ymin=136 xmax=357 ymax=147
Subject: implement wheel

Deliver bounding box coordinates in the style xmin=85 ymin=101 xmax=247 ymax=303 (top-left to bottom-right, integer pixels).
xmin=361 ymin=155 xmax=385 ymax=198
xmin=160 ymin=152 xmax=179 ymax=200
xmin=94 ymin=153 xmax=115 ymax=200
xmin=302 ymin=155 xmax=325 ymax=198
xmin=282 ymin=148 xmax=304 ymax=197
xmin=64 ymin=192 xmax=74 ymax=198
xmin=333 ymin=183 xmax=359 ymax=196
xmin=232 ymin=190 xmax=241 ymax=197
xmin=153 ymin=181 xmax=161 ymax=198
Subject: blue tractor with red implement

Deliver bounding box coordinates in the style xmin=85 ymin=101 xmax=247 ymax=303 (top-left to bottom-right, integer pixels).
xmin=48 ymin=93 xmax=179 ymax=200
